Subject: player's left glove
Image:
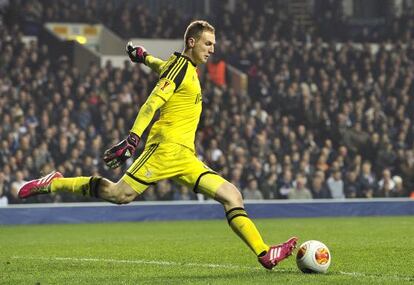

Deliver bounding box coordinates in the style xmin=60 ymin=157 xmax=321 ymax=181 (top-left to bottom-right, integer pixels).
xmin=126 ymin=41 xmax=148 ymax=63
xmin=103 ymin=133 xmax=140 ymax=169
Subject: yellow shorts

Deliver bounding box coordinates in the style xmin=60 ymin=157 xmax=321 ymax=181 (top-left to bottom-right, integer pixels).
xmin=121 ymin=143 xmax=226 ymax=198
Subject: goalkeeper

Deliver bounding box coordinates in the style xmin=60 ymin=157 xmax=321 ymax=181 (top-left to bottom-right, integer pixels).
xmin=18 ymin=20 xmax=297 ymax=270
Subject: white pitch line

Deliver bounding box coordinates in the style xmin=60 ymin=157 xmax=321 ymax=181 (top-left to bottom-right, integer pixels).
xmin=11 ymin=256 xmax=414 ymax=282
xmin=11 ymin=256 xmax=261 ymax=271
xmin=339 ymin=270 xmax=413 ymax=281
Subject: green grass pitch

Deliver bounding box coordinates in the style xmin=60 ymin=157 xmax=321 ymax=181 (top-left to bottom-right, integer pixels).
xmin=1 ymin=216 xmax=413 ymax=284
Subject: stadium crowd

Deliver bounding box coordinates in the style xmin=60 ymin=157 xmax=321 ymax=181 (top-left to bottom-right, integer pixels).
xmin=1 ymin=1 xmax=414 ymax=204
xmin=7 ymin=0 xmax=414 ymax=43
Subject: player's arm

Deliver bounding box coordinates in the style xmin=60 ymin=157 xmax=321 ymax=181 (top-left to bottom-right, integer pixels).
xmin=144 ymin=55 xmax=166 ymax=74
xmin=126 ymin=42 xmax=165 ymax=74
xmin=103 ymin=78 xmax=175 ymax=168
xmin=130 ymin=77 xmax=174 ymax=135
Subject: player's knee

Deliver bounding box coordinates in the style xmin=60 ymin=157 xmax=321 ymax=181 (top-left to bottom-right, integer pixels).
xmin=229 ymin=187 xmax=243 ymax=206
xmin=216 ymin=182 xmax=243 ymax=208
xmin=113 ymin=191 xmax=135 ymax=205
xmin=98 ymin=179 xmax=116 ymax=197
xmin=113 ymin=197 xmax=128 ymax=205
xmin=99 ymin=181 xmax=134 ymax=204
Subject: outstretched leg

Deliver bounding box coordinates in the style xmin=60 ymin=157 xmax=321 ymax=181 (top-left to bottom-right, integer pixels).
xmin=18 ymin=171 xmax=141 ymax=204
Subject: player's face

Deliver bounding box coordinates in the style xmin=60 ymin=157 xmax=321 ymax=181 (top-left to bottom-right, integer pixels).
xmin=193 ymin=31 xmax=215 ymax=64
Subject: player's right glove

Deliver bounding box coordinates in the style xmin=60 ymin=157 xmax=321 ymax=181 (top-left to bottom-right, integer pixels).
xmin=126 ymin=41 xmax=148 ymax=63
xmin=103 ymin=133 xmax=140 ymax=169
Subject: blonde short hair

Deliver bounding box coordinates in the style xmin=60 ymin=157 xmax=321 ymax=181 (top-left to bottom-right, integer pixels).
xmin=184 ymin=20 xmax=215 ymax=48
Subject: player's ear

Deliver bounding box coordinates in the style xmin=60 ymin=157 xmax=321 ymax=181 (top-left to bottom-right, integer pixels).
xmin=187 ymin=37 xmax=196 ymax=48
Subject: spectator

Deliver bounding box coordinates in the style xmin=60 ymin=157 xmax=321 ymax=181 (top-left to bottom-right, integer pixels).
xmin=156 ymin=180 xmax=173 ymax=201
xmin=261 ymin=171 xmax=278 ymax=199
xmin=358 ymin=161 xmax=378 ymax=198
xmin=392 ymin=176 xmax=406 ymax=197
xmin=310 ymin=172 xmax=331 ymax=199
xmin=143 ymin=186 xmax=157 ymax=201
xmin=277 ymin=169 xmax=294 ymax=199
xmin=173 ymin=185 xmax=196 ymax=201
xmin=326 ymin=169 xmax=345 ymax=199
xmin=377 ymin=169 xmax=396 ymax=197
xmin=0 ymin=172 xmax=9 ymax=206
xmin=229 ymin=166 xmax=243 ymax=190
xmin=344 ymin=171 xmax=361 ymax=198
xmin=206 ymin=138 xmax=223 ymax=163
xmin=2 ymin=2 xmax=413 ymax=203
xmin=242 ymin=178 xmax=264 ymax=200
xmin=400 ymin=150 xmax=414 ymax=193
xmin=288 ymin=174 xmax=312 ymax=199
xmin=9 ymin=171 xmax=27 ymax=204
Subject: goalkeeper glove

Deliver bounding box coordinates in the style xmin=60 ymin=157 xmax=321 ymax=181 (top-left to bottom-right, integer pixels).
xmin=126 ymin=41 xmax=148 ymax=63
xmin=103 ymin=133 xmax=140 ymax=169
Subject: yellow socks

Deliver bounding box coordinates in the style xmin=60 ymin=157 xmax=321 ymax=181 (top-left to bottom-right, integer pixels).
xmin=226 ymin=207 xmax=269 ymax=256
xmin=50 ymin=177 xmax=102 ymax=197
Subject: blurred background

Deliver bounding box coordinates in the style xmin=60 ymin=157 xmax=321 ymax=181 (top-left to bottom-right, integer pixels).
xmin=0 ymin=0 xmax=413 ymax=205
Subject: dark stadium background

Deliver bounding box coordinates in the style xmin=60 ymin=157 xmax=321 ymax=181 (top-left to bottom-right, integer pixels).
xmin=1 ymin=0 xmax=414 ymax=205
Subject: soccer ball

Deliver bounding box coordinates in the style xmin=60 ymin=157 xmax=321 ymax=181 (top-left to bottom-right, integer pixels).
xmin=296 ymin=240 xmax=331 ymax=273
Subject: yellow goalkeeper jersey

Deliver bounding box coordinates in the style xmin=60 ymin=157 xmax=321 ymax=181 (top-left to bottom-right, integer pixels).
xmin=131 ymin=52 xmax=202 ymax=151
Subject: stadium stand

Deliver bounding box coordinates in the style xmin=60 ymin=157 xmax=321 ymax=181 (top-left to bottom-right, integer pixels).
xmin=0 ymin=0 xmax=413 ymax=205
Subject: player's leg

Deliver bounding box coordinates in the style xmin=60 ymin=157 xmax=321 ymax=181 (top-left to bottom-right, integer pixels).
xmin=173 ymin=151 xmax=272 ymax=258
xmin=17 ymin=144 xmax=162 ymax=203
xmin=193 ymin=172 xmax=297 ymax=269
xmin=212 ymin=180 xmax=297 ymax=269
xmin=53 ymin=176 xmax=142 ymax=204
xmin=196 ymin=176 xmax=270 ymax=257
xmin=18 ymin=171 xmax=143 ymax=204
xmin=49 ymin=143 xmax=160 ymax=203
